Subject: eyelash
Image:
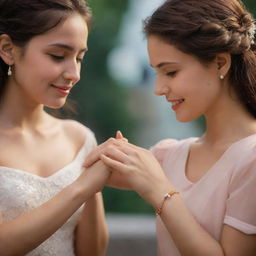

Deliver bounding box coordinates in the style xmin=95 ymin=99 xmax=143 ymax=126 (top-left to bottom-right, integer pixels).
xmin=166 ymin=71 xmax=177 ymax=77
xmin=76 ymin=58 xmax=84 ymax=63
xmin=49 ymin=54 xmax=64 ymax=62
xmin=49 ymin=54 xmax=83 ymax=63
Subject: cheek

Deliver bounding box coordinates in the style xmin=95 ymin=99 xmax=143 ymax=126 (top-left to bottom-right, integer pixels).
xmin=19 ymin=54 xmax=60 ymax=82
xmin=31 ymin=58 xmax=58 ymax=78
xmin=200 ymin=71 xmax=221 ymax=98
xmin=186 ymin=66 xmax=219 ymax=94
xmin=190 ymin=80 xmax=221 ymax=115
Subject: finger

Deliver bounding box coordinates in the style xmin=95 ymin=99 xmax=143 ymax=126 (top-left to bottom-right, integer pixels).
xmin=104 ymin=146 xmax=128 ymax=164
xmin=84 ymin=138 xmax=115 ymax=167
xmin=116 ymin=130 xmax=128 ymax=142
xmin=116 ymin=130 xmax=123 ymax=139
xmin=84 ymin=148 xmax=103 ymax=167
xmin=114 ymin=141 xmax=141 ymax=156
xmin=84 ymin=138 xmax=123 ymax=167
xmin=100 ymin=154 xmax=128 ymax=173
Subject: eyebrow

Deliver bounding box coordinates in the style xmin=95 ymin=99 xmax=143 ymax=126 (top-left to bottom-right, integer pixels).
xmin=151 ymin=62 xmax=179 ymax=68
xmin=48 ymin=43 xmax=88 ymax=53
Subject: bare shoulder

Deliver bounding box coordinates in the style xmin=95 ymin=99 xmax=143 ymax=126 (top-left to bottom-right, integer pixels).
xmin=62 ymin=119 xmax=92 ymax=143
xmin=46 ymin=113 xmax=96 ymax=150
xmin=50 ymin=117 xmax=94 ymax=147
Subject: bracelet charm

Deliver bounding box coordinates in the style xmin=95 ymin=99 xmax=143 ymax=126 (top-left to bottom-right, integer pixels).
xmin=155 ymin=191 xmax=179 ymax=216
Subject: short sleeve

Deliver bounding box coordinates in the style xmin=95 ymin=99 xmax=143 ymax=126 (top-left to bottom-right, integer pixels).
xmin=224 ymin=158 xmax=256 ymax=234
xmin=150 ymin=139 xmax=178 ymax=165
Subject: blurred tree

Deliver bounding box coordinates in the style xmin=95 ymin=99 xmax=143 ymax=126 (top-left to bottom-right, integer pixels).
xmin=71 ymin=0 xmax=135 ymax=143
xmin=69 ymin=0 xmax=152 ymax=214
xmin=244 ymin=0 xmax=256 ymax=15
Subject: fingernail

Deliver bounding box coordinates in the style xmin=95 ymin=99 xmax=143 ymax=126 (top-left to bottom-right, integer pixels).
xmin=116 ymin=130 xmax=123 ymax=138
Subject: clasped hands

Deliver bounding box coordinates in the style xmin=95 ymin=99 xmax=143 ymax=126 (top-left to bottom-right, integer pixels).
xmin=83 ymin=131 xmax=173 ymax=207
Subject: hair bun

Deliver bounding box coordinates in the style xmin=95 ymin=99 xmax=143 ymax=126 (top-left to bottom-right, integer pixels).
xmin=238 ymin=13 xmax=255 ymax=48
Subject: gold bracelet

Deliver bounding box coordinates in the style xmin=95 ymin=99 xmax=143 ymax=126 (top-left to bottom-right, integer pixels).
xmin=155 ymin=191 xmax=179 ymax=216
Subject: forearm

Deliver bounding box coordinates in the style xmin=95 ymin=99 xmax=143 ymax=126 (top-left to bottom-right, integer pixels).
xmin=151 ymin=191 xmax=224 ymax=256
xmin=0 ymin=177 xmax=93 ymax=255
xmin=75 ymin=192 xmax=109 ymax=256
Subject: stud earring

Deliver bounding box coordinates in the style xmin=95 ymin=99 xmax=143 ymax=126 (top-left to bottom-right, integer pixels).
xmin=7 ymin=66 xmax=12 ymax=76
xmin=220 ymin=75 xmax=224 ymax=80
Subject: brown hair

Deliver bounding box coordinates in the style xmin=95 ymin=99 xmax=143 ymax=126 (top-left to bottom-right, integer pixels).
xmin=0 ymin=0 xmax=92 ymax=97
xmin=144 ymin=0 xmax=256 ymax=117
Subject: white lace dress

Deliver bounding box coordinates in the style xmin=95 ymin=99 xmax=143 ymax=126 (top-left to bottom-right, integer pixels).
xmin=0 ymin=129 xmax=96 ymax=256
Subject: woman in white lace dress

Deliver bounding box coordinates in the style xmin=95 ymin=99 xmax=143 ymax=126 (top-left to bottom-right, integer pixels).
xmin=0 ymin=0 xmax=109 ymax=255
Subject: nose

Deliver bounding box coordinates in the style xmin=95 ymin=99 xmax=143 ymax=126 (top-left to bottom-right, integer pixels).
xmin=154 ymin=77 xmax=170 ymax=96
xmin=63 ymin=61 xmax=80 ymax=84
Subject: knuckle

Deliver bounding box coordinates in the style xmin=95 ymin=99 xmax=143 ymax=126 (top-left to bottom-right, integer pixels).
xmin=108 ymin=138 xmax=115 ymax=143
xmin=133 ymin=151 xmax=140 ymax=157
xmin=105 ymin=144 xmax=114 ymax=152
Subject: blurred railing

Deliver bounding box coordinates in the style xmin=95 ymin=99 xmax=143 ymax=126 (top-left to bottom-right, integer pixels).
xmin=106 ymin=214 xmax=157 ymax=256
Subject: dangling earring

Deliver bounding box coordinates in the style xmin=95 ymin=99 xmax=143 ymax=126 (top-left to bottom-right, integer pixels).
xmin=220 ymin=75 xmax=224 ymax=80
xmin=7 ymin=66 xmax=12 ymax=76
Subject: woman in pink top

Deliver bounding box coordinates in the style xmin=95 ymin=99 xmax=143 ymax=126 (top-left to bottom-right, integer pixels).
xmin=85 ymin=0 xmax=256 ymax=255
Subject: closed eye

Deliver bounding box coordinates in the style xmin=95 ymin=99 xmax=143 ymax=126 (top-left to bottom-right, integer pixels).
xmin=49 ymin=54 xmax=64 ymax=61
xmin=49 ymin=54 xmax=84 ymax=64
xmin=166 ymin=71 xmax=177 ymax=77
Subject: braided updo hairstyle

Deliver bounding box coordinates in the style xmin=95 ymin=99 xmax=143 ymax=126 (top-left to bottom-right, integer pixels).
xmin=144 ymin=0 xmax=256 ymax=117
xmin=0 ymin=0 xmax=92 ymax=97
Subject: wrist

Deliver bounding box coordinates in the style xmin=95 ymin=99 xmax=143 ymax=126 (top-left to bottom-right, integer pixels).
xmin=155 ymin=191 xmax=179 ymax=216
xmin=146 ymin=183 xmax=177 ymax=209
xmin=69 ymin=179 xmax=92 ymax=203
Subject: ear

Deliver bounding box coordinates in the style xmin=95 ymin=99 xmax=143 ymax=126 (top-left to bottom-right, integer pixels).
xmin=215 ymin=53 xmax=231 ymax=78
xmin=0 ymin=34 xmax=15 ymax=65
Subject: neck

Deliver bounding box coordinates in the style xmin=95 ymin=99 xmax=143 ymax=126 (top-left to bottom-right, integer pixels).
xmin=203 ymin=96 xmax=256 ymax=145
xmin=0 ymin=82 xmax=50 ymax=131
xmin=0 ymin=103 xmax=47 ymax=130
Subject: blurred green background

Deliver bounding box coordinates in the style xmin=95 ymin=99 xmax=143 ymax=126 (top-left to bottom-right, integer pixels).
xmin=68 ymin=0 xmax=256 ymax=214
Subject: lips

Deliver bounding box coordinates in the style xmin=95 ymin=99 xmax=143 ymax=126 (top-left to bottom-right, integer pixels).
xmin=51 ymin=85 xmax=72 ymax=96
xmin=171 ymin=99 xmax=185 ymax=107
xmin=167 ymin=98 xmax=185 ymax=111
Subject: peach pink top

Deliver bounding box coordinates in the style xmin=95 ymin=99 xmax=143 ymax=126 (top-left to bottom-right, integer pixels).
xmin=151 ymin=135 xmax=256 ymax=256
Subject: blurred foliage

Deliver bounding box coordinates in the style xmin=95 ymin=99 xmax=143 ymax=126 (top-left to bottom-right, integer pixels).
xmin=244 ymin=0 xmax=256 ymax=15
xmin=71 ymin=0 xmax=134 ymax=144
xmin=69 ymin=0 xmax=152 ymax=214
xmin=104 ymin=188 xmax=154 ymax=214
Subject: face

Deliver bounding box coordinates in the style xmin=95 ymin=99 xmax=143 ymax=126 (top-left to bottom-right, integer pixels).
xmin=147 ymin=35 xmax=223 ymax=122
xmin=11 ymin=13 xmax=88 ymax=109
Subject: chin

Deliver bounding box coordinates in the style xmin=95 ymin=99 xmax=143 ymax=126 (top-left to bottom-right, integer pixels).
xmin=176 ymin=113 xmax=200 ymax=123
xmin=176 ymin=118 xmax=192 ymax=123
xmin=45 ymin=101 xmax=66 ymax=109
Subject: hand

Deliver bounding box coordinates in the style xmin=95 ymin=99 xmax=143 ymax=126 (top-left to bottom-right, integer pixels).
xmin=100 ymin=141 xmax=174 ymax=207
xmin=83 ymin=131 xmax=128 ymax=168
xmin=78 ymin=160 xmax=111 ymax=197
